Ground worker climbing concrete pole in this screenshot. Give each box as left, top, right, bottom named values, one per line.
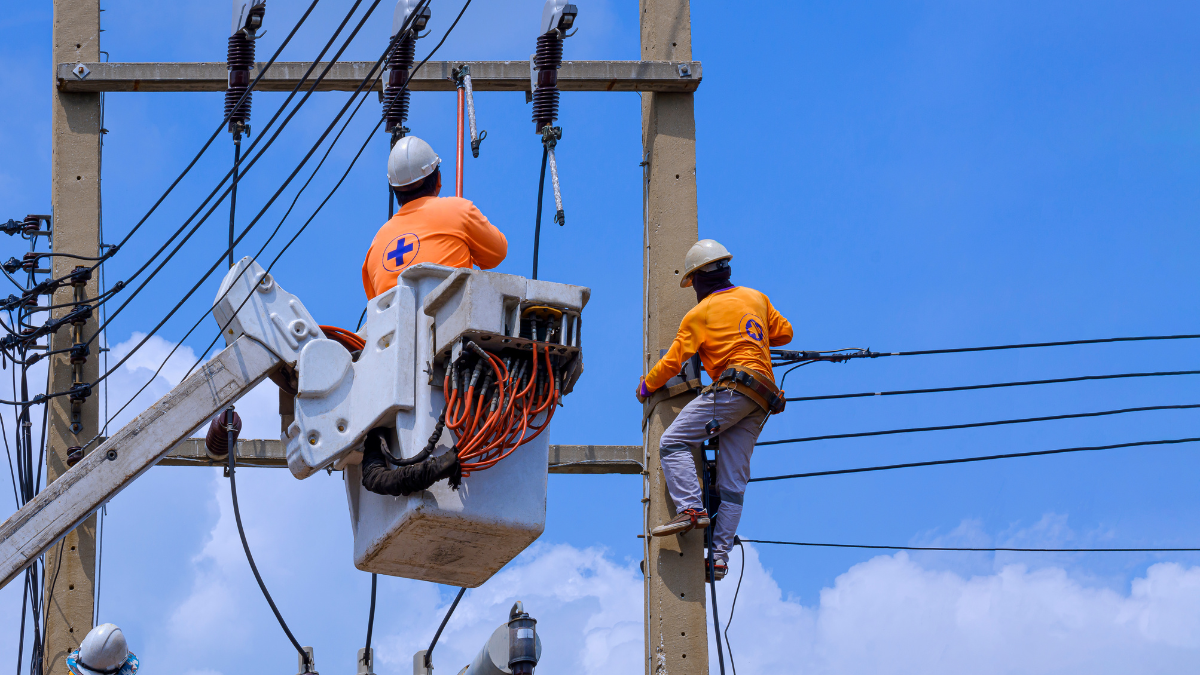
left=638, top=240, right=793, bottom=580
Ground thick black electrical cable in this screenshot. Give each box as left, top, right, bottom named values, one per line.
left=749, top=436, right=1200, bottom=482
left=39, top=539, right=66, bottom=665
left=229, top=136, right=241, bottom=269
left=81, top=62, right=387, bottom=444
left=739, top=539, right=1200, bottom=552
left=81, top=0, right=442, bottom=436
left=425, top=587, right=467, bottom=669
left=785, top=369, right=1200, bottom=403
left=532, top=145, right=548, bottom=280
left=363, top=573, right=378, bottom=665
left=19, top=0, right=322, bottom=301
left=701, top=452, right=726, bottom=675
left=180, top=0, right=467, bottom=378
left=227, top=419, right=311, bottom=670
left=725, top=537, right=744, bottom=675
left=85, top=0, right=388, bottom=387
left=758, top=403, right=1200, bottom=446
left=87, top=0, right=374, bottom=341
left=882, top=334, right=1200, bottom=357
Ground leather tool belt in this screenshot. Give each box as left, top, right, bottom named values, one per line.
left=705, top=365, right=786, bottom=414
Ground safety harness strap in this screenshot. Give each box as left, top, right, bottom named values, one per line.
left=706, top=366, right=786, bottom=414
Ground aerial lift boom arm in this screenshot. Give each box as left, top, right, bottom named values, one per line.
left=0, top=335, right=282, bottom=588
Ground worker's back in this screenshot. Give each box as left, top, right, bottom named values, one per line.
left=362, top=195, right=508, bottom=299
left=645, top=285, right=793, bottom=390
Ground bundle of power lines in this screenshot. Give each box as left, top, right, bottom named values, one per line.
left=1, top=0, right=481, bottom=672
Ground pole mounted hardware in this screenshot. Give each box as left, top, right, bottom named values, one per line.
left=383, top=0, right=432, bottom=144
left=226, top=0, right=266, bottom=135
left=454, top=65, right=487, bottom=158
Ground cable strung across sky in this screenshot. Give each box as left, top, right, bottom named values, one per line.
left=749, top=437, right=1200, bottom=482
left=738, top=539, right=1200, bottom=553
left=757, top=402, right=1200, bottom=446
left=783, top=369, right=1200, bottom=403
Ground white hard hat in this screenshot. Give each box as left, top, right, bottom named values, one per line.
left=67, top=623, right=138, bottom=675
left=387, top=136, right=442, bottom=188
left=680, top=239, right=733, bottom=287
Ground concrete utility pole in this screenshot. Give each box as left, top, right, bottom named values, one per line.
left=640, top=0, right=706, bottom=673
left=45, top=0, right=102, bottom=669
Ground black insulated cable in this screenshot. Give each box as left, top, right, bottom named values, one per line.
left=785, top=369, right=1200, bottom=403
left=363, top=573, right=377, bottom=672
left=225, top=408, right=313, bottom=672
left=885, top=334, right=1200, bottom=357
left=76, top=0, right=451, bottom=444
left=749, top=436, right=1200, bottom=482
left=22, top=0, right=320, bottom=303
left=83, top=0, right=387, bottom=381
left=739, top=539, right=1200, bottom=553
left=425, top=587, right=467, bottom=670
left=757, top=403, right=1200, bottom=446
left=86, top=0, right=373, bottom=338
left=725, top=537, right=745, bottom=675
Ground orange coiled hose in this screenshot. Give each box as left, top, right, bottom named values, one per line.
left=443, top=342, right=562, bottom=476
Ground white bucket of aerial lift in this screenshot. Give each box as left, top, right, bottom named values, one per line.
left=343, top=263, right=588, bottom=587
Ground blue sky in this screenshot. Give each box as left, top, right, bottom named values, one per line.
left=2, top=1, right=1200, bottom=673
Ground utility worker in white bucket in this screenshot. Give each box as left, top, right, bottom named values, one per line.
left=67, top=623, right=139, bottom=675
left=637, top=239, right=793, bottom=580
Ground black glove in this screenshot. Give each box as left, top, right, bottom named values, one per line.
left=360, top=430, right=462, bottom=496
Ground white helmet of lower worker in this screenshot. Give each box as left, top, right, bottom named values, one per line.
left=68, top=623, right=138, bottom=675
left=387, top=135, right=442, bottom=188
left=680, top=239, right=733, bottom=287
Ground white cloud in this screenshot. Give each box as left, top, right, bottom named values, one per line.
left=715, top=546, right=1200, bottom=675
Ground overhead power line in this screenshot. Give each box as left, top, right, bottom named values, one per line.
left=757, top=402, right=1200, bottom=446
left=15, top=0, right=323, bottom=304
left=784, top=369, right=1200, bottom=403
left=738, top=539, right=1200, bottom=553
left=749, top=437, right=1200, bottom=482
left=771, top=334, right=1200, bottom=365
left=885, top=334, right=1200, bottom=357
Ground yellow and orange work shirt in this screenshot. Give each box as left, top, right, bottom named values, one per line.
left=361, top=195, right=508, bottom=299
left=645, top=286, right=793, bottom=391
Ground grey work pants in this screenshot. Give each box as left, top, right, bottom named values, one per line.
left=658, top=389, right=765, bottom=564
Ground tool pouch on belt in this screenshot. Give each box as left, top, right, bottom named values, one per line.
left=707, top=365, right=786, bottom=414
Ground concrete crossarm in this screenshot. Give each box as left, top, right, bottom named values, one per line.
left=55, top=60, right=701, bottom=93
left=0, top=337, right=281, bottom=589
left=158, top=439, right=643, bottom=474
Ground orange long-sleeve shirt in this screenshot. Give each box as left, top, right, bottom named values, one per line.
left=645, top=286, right=793, bottom=391
left=362, top=195, right=508, bottom=299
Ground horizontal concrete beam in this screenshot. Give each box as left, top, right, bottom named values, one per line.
left=157, top=439, right=643, bottom=474
left=57, top=60, right=701, bottom=93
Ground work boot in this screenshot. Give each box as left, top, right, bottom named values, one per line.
left=706, top=560, right=728, bottom=582
left=650, top=508, right=710, bottom=537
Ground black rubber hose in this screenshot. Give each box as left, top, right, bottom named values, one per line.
left=361, top=428, right=461, bottom=496
left=227, top=415, right=312, bottom=671
left=425, top=587, right=467, bottom=669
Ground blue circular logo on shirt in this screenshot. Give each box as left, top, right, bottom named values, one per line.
left=382, top=233, right=420, bottom=272
left=742, top=314, right=765, bottom=342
